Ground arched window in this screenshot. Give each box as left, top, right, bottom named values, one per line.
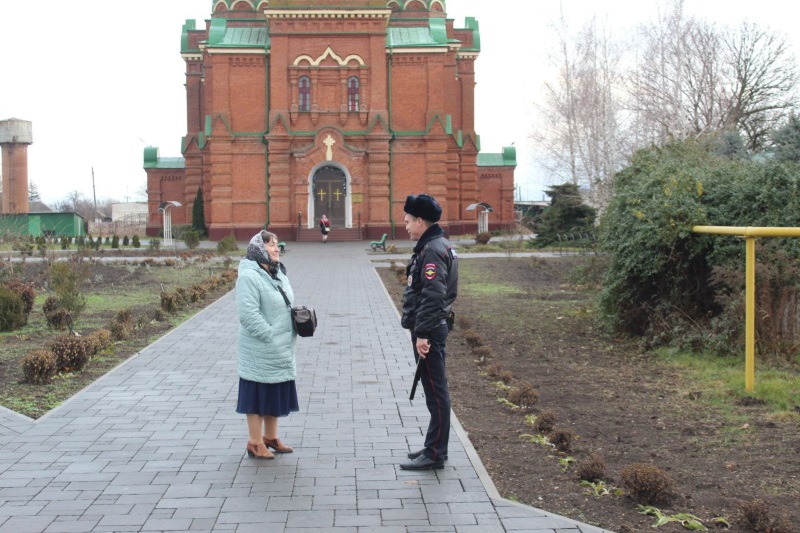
left=298, top=76, right=311, bottom=112
left=347, top=76, right=359, bottom=112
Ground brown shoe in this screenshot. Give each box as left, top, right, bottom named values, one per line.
left=246, top=441, right=274, bottom=459
left=263, top=437, right=293, bottom=453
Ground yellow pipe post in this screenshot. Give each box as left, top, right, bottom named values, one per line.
left=692, top=225, right=800, bottom=392
left=745, top=237, right=755, bottom=392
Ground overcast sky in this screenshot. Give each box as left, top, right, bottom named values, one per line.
left=1, top=0, right=797, bottom=206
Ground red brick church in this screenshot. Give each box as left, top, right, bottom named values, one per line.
left=144, top=0, right=516, bottom=241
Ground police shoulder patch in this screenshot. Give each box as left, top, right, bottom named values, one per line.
left=424, top=263, right=437, bottom=280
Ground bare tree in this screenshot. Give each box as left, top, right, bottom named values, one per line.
left=53, top=191, right=94, bottom=219
left=532, top=9, right=581, bottom=186
left=721, top=22, right=799, bottom=150
left=532, top=12, right=627, bottom=210
left=534, top=0, right=799, bottom=200
left=629, top=1, right=798, bottom=150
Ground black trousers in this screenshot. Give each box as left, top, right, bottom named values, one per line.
left=411, top=321, right=450, bottom=461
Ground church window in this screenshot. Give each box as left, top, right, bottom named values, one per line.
left=348, top=76, right=360, bottom=112
left=299, top=76, right=311, bottom=111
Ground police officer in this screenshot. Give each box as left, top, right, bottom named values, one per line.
left=399, top=194, right=458, bottom=471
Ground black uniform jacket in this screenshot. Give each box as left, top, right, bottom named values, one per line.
left=401, top=224, right=458, bottom=338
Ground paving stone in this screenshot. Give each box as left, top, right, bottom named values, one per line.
left=0, top=244, right=616, bottom=533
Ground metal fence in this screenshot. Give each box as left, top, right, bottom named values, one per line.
left=555, top=232, right=598, bottom=256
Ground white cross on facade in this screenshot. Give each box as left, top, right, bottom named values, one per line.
left=323, top=134, right=336, bottom=161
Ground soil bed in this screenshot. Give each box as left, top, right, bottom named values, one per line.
left=1, top=256, right=237, bottom=418
left=378, top=256, right=800, bottom=533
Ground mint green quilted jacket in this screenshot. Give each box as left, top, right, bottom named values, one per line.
left=236, top=260, right=297, bottom=383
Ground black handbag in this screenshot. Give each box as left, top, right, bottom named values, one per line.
left=276, top=285, right=317, bottom=337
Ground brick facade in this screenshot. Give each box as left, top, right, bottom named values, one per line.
left=145, top=0, right=515, bottom=240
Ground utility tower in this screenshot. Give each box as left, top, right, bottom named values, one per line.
left=0, top=118, right=33, bottom=214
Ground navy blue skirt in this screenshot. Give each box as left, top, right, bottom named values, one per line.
left=236, top=378, right=299, bottom=417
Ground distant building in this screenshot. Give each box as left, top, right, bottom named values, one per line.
left=112, top=202, right=148, bottom=224
left=0, top=212, right=86, bottom=237
left=27, top=200, right=53, bottom=213
left=144, top=0, right=516, bottom=240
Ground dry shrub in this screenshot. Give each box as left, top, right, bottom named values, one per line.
left=48, top=335, right=91, bottom=372
left=485, top=363, right=503, bottom=377
left=472, top=346, right=492, bottom=359
left=21, top=349, right=57, bottom=384
left=507, top=381, right=539, bottom=410
left=735, top=499, right=795, bottom=533
left=163, top=258, right=177, bottom=267
left=620, top=463, right=675, bottom=505
left=458, top=316, right=474, bottom=330
left=769, top=515, right=796, bottom=533
left=475, top=232, right=492, bottom=245
left=578, top=452, right=607, bottom=482
left=496, top=370, right=514, bottom=384
left=535, top=410, right=557, bottom=433
left=219, top=270, right=237, bottom=283
left=86, top=329, right=112, bottom=353
left=463, top=329, right=483, bottom=348
left=110, top=309, right=135, bottom=341
left=189, top=286, right=207, bottom=302
left=396, top=272, right=407, bottom=285
left=737, top=500, right=771, bottom=532
left=43, top=296, right=70, bottom=330
left=548, top=427, right=577, bottom=453
left=160, top=291, right=180, bottom=313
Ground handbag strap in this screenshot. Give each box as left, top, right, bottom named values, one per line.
left=276, top=284, right=291, bottom=308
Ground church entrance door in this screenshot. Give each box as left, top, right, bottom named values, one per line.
left=313, top=166, right=347, bottom=227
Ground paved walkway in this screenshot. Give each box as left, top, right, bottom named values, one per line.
left=0, top=242, right=612, bottom=532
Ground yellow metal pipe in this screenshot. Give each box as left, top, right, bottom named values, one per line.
left=690, top=225, right=800, bottom=392
left=745, top=237, right=755, bottom=392
left=693, top=225, right=800, bottom=238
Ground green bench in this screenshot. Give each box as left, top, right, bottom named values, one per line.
left=370, top=233, right=388, bottom=252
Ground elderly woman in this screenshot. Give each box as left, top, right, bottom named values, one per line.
left=236, top=230, right=298, bottom=459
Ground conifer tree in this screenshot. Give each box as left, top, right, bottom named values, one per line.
left=192, top=187, right=207, bottom=237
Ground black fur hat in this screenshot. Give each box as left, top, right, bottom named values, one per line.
left=403, top=194, right=442, bottom=222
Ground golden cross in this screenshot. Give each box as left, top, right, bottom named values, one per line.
left=317, top=188, right=326, bottom=201
left=323, top=134, right=336, bottom=160
left=333, top=189, right=343, bottom=201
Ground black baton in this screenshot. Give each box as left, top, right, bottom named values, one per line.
left=409, top=357, right=424, bottom=401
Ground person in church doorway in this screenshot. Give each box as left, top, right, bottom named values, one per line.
left=319, top=214, right=331, bottom=243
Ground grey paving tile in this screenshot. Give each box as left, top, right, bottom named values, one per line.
left=0, top=243, right=615, bottom=533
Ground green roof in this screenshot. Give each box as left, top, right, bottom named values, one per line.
left=477, top=146, right=516, bottom=167
left=217, top=26, right=270, bottom=47
left=144, top=147, right=186, bottom=169
left=208, top=19, right=270, bottom=48
left=387, top=19, right=447, bottom=48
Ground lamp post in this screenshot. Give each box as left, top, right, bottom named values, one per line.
left=158, top=201, right=182, bottom=247
left=466, top=202, right=494, bottom=234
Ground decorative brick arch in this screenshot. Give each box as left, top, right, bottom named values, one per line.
left=429, top=0, right=445, bottom=13
left=404, top=0, right=427, bottom=11
left=297, top=129, right=365, bottom=228
left=293, top=46, right=366, bottom=68
left=213, top=0, right=251, bottom=12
